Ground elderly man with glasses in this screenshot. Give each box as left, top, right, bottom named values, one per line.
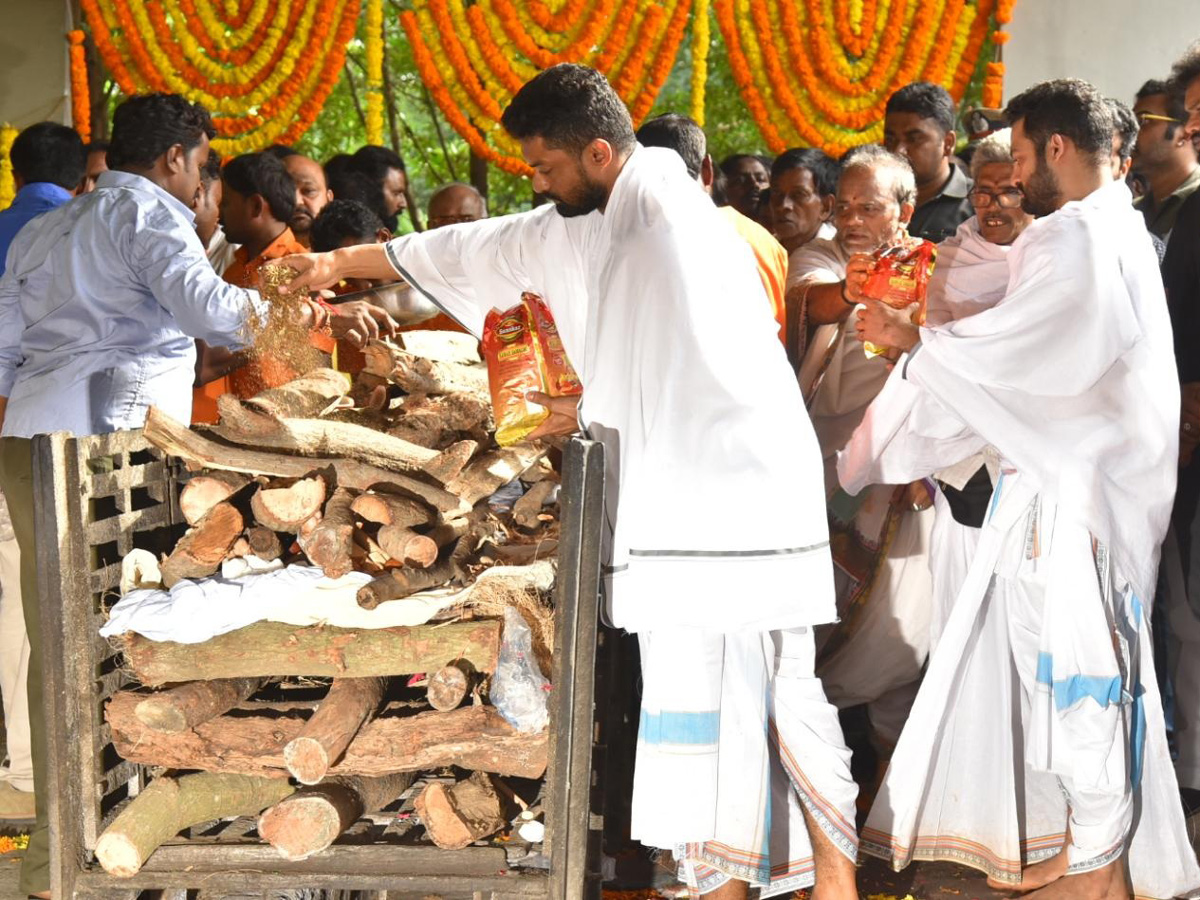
left=851, top=129, right=1033, bottom=649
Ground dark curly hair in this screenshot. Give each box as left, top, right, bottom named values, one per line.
left=311, top=199, right=385, bottom=253
left=221, top=152, right=296, bottom=223
left=1170, top=40, right=1200, bottom=99
left=1136, top=79, right=1187, bottom=139
left=107, top=93, right=215, bottom=170
left=771, top=147, right=840, bottom=196
left=1106, top=98, right=1139, bottom=164
left=1005, top=78, right=1114, bottom=162
left=500, top=64, right=635, bottom=156
left=10, top=122, right=86, bottom=189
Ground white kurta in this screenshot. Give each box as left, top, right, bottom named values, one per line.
left=839, top=180, right=1200, bottom=897
left=383, top=146, right=835, bottom=634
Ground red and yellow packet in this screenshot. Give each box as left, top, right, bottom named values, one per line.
left=482, top=292, right=582, bottom=446
left=860, top=238, right=937, bottom=358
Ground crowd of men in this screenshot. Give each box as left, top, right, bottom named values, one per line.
left=0, top=40, right=1199, bottom=900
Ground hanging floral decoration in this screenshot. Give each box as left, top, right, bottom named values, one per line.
left=0, top=124, right=17, bottom=211
left=78, top=0, right=363, bottom=155
left=401, top=0, right=697, bottom=174
left=690, top=0, right=710, bottom=125
left=365, top=0, right=386, bottom=144
left=713, top=0, right=1003, bottom=155
left=982, top=0, right=1014, bottom=108
left=68, top=30, right=93, bottom=143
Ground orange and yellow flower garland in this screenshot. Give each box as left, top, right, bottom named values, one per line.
left=0, top=124, right=17, bottom=211
left=714, top=0, right=1000, bottom=154
left=982, top=0, right=1015, bottom=108
left=366, top=0, right=385, bottom=144
left=402, top=0, right=693, bottom=174
left=68, top=30, right=93, bottom=144
left=79, top=0, right=362, bottom=154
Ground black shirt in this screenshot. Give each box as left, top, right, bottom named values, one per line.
left=908, top=165, right=974, bottom=244
left=1161, top=187, right=1200, bottom=384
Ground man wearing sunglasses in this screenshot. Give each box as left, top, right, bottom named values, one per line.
left=1131, top=78, right=1200, bottom=241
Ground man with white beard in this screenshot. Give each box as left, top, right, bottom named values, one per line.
left=844, top=79, right=1200, bottom=900
left=851, top=128, right=1033, bottom=648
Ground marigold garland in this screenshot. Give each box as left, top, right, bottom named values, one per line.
left=690, top=0, right=710, bottom=125
left=0, top=124, right=17, bottom=211
left=982, top=0, right=1015, bottom=107
left=713, top=0, right=1005, bottom=154
left=68, top=30, right=92, bottom=144
left=80, top=0, right=362, bottom=153
left=366, top=0, right=385, bottom=144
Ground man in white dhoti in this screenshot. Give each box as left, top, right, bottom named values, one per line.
left=852, top=129, right=1033, bottom=649
left=788, top=146, right=934, bottom=752
left=843, top=78, right=1200, bottom=899
left=279, top=65, right=858, bottom=900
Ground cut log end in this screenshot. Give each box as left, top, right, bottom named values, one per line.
left=94, top=833, right=143, bottom=879
left=259, top=793, right=343, bottom=860
left=427, top=664, right=470, bottom=712
left=283, top=736, right=332, bottom=786
left=414, top=772, right=507, bottom=850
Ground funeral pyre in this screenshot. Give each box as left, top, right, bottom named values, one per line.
left=96, top=330, right=562, bottom=877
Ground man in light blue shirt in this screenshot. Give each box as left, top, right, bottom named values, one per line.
left=0, top=93, right=395, bottom=898
left=0, top=122, right=85, bottom=277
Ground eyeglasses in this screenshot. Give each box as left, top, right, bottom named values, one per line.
left=1136, top=112, right=1181, bottom=126
left=969, top=188, right=1024, bottom=209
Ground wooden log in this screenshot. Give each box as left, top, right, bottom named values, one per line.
left=238, top=368, right=350, bottom=419
left=299, top=487, right=357, bottom=578
left=363, top=344, right=488, bottom=397
left=106, top=694, right=548, bottom=779
left=225, top=536, right=252, bottom=560
left=94, top=773, right=293, bottom=877
left=215, top=412, right=467, bottom=481
left=426, top=662, right=472, bottom=712
left=396, top=331, right=481, bottom=365
left=120, top=619, right=501, bottom=686
left=144, top=406, right=470, bottom=521
left=179, top=472, right=251, bottom=525
left=390, top=392, right=493, bottom=449
left=511, top=479, right=557, bottom=532
left=376, top=524, right=438, bottom=569
left=246, top=525, right=284, bottom=561
left=283, top=676, right=386, bottom=785
left=350, top=491, right=432, bottom=528
left=160, top=502, right=244, bottom=588
left=250, top=474, right=327, bottom=532
left=356, top=556, right=456, bottom=610
left=445, top=444, right=548, bottom=507
left=134, top=678, right=265, bottom=734
left=414, top=772, right=507, bottom=850
left=423, top=439, right=478, bottom=484
left=258, top=773, right=413, bottom=860
left=426, top=518, right=470, bottom=549
left=351, top=529, right=391, bottom=571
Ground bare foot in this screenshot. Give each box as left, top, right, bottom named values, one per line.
left=1024, top=857, right=1130, bottom=900
left=987, top=848, right=1068, bottom=892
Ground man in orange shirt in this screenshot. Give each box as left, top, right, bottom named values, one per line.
left=192, top=152, right=337, bottom=422
left=636, top=114, right=789, bottom=347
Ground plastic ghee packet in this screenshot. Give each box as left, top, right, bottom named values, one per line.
left=860, top=238, right=937, bottom=358
left=483, top=292, right=582, bottom=446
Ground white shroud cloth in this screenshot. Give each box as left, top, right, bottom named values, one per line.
left=839, top=180, right=1200, bottom=896
left=382, top=146, right=834, bottom=634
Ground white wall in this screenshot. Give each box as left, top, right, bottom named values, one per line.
left=1006, top=0, right=1200, bottom=106
left=0, top=0, right=71, bottom=129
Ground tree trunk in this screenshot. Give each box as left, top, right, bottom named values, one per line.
left=469, top=149, right=489, bottom=205
left=179, top=472, right=252, bottom=525
left=144, top=406, right=469, bottom=520
left=120, top=619, right=501, bottom=686
left=106, top=693, right=548, bottom=779
left=299, top=487, right=358, bottom=578
left=258, top=773, right=414, bottom=860
left=283, top=676, right=386, bottom=784
left=161, top=502, right=245, bottom=588
left=414, top=772, right=507, bottom=850
left=356, top=557, right=455, bottom=610
left=134, top=678, right=265, bottom=734
left=511, top=479, right=557, bottom=532
left=350, top=490, right=434, bottom=528
left=95, top=773, right=293, bottom=877
left=446, top=444, right=548, bottom=507
left=375, top=524, right=438, bottom=568
left=250, top=474, right=328, bottom=532
left=246, top=525, right=284, bottom=561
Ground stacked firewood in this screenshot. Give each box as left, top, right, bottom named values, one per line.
left=97, top=332, right=561, bottom=877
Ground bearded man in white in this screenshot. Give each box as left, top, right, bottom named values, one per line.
left=279, top=65, right=859, bottom=900
left=843, top=79, right=1200, bottom=900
